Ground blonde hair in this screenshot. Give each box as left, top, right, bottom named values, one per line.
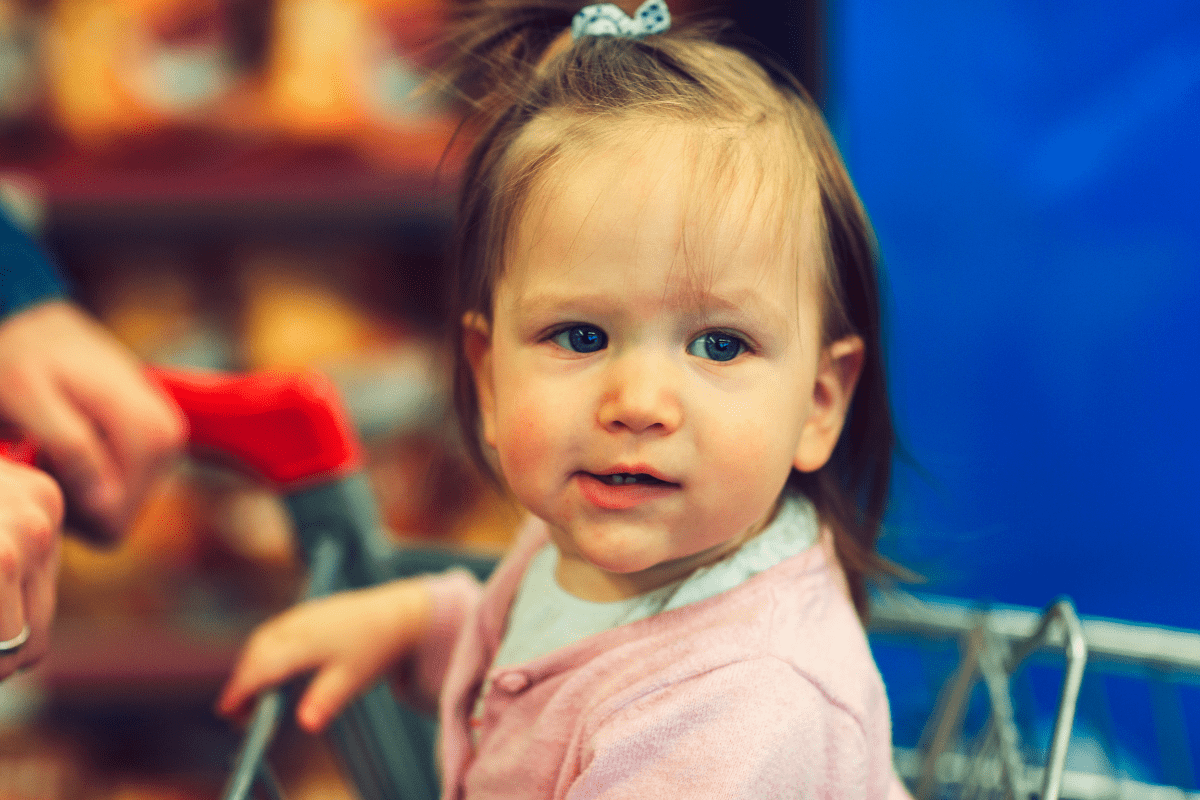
left=444, top=1, right=897, bottom=618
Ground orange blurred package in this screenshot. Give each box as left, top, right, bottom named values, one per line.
left=259, top=0, right=456, bottom=164
left=44, top=0, right=242, bottom=144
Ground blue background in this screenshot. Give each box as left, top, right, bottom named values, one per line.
left=830, top=1, right=1200, bottom=630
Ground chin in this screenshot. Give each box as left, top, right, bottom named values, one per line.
left=581, top=550, right=663, bottom=576
left=563, top=524, right=668, bottom=576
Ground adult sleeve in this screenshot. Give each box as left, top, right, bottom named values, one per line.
left=570, top=658, right=888, bottom=800
left=0, top=210, right=68, bottom=320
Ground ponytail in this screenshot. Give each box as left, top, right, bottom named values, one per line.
left=442, top=1, right=581, bottom=112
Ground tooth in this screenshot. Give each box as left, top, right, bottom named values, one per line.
left=599, top=473, right=646, bottom=485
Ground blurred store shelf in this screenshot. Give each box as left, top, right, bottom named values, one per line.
left=0, top=126, right=465, bottom=239
left=36, top=617, right=241, bottom=700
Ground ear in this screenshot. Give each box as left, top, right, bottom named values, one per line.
left=793, top=335, right=865, bottom=473
left=462, top=311, right=497, bottom=448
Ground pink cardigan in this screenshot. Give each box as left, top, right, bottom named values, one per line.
left=412, top=518, right=911, bottom=799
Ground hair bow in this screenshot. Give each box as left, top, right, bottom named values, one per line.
left=571, top=1, right=671, bottom=40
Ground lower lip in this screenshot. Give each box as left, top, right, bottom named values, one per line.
left=575, top=473, right=679, bottom=510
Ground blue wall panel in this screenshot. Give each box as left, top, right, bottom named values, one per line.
left=834, top=4, right=1200, bottom=772
left=831, top=2, right=1200, bottom=630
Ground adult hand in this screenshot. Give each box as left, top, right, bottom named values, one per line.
left=0, top=458, right=63, bottom=679
left=0, top=300, right=187, bottom=543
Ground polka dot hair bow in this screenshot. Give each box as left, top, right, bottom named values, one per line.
left=571, top=1, right=671, bottom=40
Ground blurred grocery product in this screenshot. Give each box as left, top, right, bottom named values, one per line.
left=237, top=246, right=388, bottom=368
left=259, top=0, right=456, bottom=164
left=0, top=0, right=43, bottom=125
left=0, top=173, right=45, bottom=231
left=44, top=0, right=242, bottom=144
left=262, top=0, right=446, bottom=127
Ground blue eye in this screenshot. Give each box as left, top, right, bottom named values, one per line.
left=552, top=325, right=607, bottom=353
left=687, top=331, right=746, bottom=362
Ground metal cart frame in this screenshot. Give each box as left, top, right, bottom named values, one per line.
left=875, top=593, right=1200, bottom=800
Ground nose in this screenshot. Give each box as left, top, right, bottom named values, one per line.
left=596, top=353, right=683, bottom=435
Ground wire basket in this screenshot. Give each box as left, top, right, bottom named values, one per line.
left=874, top=592, right=1200, bottom=800
left=874, top=593, right=1087, bottom=800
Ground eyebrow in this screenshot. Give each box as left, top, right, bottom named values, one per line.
left=513, top=285, right=793, bottom=333
left=675, top=287, right=794, bottom=336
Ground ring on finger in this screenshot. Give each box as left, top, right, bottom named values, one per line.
left=0, top=623, right=31, bottom=656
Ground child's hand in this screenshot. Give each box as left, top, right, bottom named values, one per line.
left=216, top=577, right=432, bottom=733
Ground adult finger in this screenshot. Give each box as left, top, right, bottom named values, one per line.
left=8, top=375, right=121, bottom=534
left=16, top=521, right=61, bottom=670
left=75, top=374, right=186, bottom=536
left=0, top=464, right=62, bottom=678
left=0, top=564, right=28, bottom=680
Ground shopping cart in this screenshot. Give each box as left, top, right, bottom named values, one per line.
left=1, top=366, right=461, bottom=800
left=873, top=593, right=1200, bottom=800
left=9, top=368, right=1196, bottom=799
left=873, top=593, right=1087, bottom=800
left=145, top=367, right=487, bottom=800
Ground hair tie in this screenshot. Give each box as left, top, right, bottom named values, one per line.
left=571, top=1, right=671, bottom=40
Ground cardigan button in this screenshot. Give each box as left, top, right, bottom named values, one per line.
left=496, top=672, right=530, bottom=693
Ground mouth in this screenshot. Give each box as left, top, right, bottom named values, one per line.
left=590, top=472, right=676, bottom=487
left=575, top=468, right=680, bottom=511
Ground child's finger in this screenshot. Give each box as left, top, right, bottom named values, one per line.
left=215, top=669, right=258, bottom=721
left=295, top=663, right=368, bottom=733
left=217, top=658, right=299, bottom=719
left=217, top=630, right=316, bottom=718
left=215, top=674, right=256, bottom=721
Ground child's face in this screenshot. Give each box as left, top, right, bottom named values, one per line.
left=466, top=128, right=862, bottom=601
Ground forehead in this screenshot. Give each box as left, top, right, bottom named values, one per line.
left=501, top=119, right=821, bottom=309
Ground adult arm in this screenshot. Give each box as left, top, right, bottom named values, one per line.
left=0, top=208, right=68, bottom=318
left=0, top=210, right=186, bottom=679
left=0, top=211, right=186, bottom=541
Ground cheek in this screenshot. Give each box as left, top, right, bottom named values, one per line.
left=712, top=418, right=793, bottom=489
left=490, top=374, right=579, bottom=487
left=697, top=385, right=805, bottom=496
left=496, top=401, right=553, bottom=478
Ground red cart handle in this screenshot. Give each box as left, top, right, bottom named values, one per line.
left=148, top=366, right=363, bottom=489
left=0, top=436, right=36, bottom=466
left=0, top=367, right=363, bottom=490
